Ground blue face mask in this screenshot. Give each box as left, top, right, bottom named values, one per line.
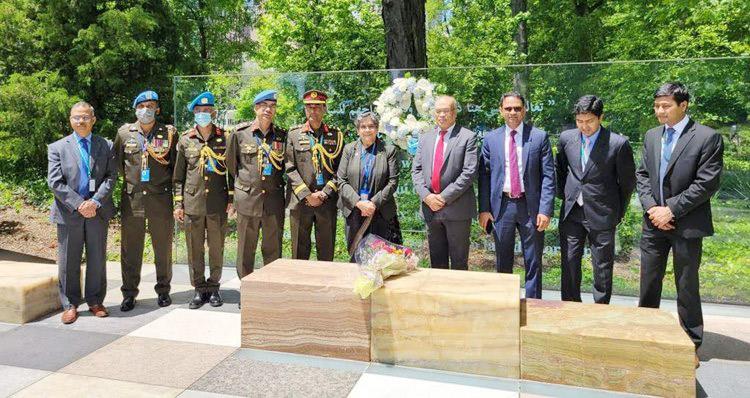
left=194, top=112, right=212, bottom=127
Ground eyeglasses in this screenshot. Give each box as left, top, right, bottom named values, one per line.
left=502, top=106, right=524, bottom=113
left=70, top=115, right=93, bottom=122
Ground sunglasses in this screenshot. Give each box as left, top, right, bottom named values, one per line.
left=502, top=106, right=524, bottom=112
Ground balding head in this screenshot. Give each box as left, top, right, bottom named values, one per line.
left=434, top=95, right=457, bottom=130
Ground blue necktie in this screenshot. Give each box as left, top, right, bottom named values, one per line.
left=79, top=139, right=90, bottom=199
left=659, top=127, right=676, bottom=205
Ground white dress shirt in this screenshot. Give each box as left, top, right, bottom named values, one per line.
left=503, top=123, right=525, bottom=193
left=432, top=124, right=454, bottom=160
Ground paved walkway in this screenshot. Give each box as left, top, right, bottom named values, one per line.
left=0, top=262, right=748, bottom=397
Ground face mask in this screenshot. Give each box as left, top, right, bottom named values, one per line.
left=135, top=108, right=156, bottom=124
left=194, top=112, right=212, bottom=127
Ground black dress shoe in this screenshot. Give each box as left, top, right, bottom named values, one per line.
left=189, top=291, right=205, bottom=309
left=209, top=291, right=223, bottom=307
left=201, top=292, right=211, bottom=303
left=157, top=293, right=172, bottom=307
left=120, top=296, right=136, bottom=312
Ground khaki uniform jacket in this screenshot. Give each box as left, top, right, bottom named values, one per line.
left=226, top=121, right=287, bottom=217
left=173, top=125, right=233, bottom=216
left=285, top=121, right=344, bottom=210
left=114, top=121, right=177, bottom=218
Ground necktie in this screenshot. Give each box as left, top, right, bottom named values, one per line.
left=577, top=135, right=591, bottom=206
left=79, top=139, right=91, bottom=199
left=509, top=130, right=522, bottom=198
left=431, top=130, right=447, bottom=193
left=659, top=127, right=676, bottom=205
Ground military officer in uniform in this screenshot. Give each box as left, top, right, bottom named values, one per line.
left=286, top=89, right=344, bottom=261
left=114, top=90, right=176, bottom=311
left=226, top=89, right=286, bottom=281
left=173, top=91, right=233, bottom=309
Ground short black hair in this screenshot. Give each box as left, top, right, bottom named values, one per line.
left=654, top=82, right=690, bottom=105
left=573, top=95, right=604, bottom=117
left=500, top=92, right=526, bottom=106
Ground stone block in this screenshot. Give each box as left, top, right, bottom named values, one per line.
left=241, top=259, right=371, bottom=361
left=0, top=261, right=61, bottom=323
left=520, top=299, right=695, bottom=397
left=371, top=268, right=521, bottom=378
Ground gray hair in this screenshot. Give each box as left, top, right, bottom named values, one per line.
left=355, top=111, right=379, bottom=128
left=71, top=101, right=95, bottom=116
left=435, top=95, right=457, bottom=112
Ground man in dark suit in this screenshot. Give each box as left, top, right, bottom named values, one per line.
left=556, top=95, right=636, bottom=304
left=478, top=92, right=555, bottom=299
left=412, top=95, right=477, bottom=270
left=47, top=101, right=116, bottom=324
left=637, top=82, right=723, bottom=364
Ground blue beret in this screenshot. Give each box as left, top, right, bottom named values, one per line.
left=253, top=89, right=278, bottom=105
left=133, top=90, right=159, bottom=108
left=187, top=91, right=215, bottom=112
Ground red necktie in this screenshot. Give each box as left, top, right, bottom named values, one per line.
left=509, top=130, right=522, bottom=198
left=431, top=130, right=447, bottom=193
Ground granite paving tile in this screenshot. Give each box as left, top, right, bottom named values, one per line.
left=128, top=308, right=240, bottom=347
left=11, top=372, right=183, bottom=398
left=60, top=336, right=235, bottom=389
left=0, top=325, right=120, bottom=371
left=0, top=365, right=50, bottom=397
left=189, top=354, right=362, bottom=397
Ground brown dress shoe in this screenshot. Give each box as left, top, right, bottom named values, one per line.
left=61, top=307, right=78, bottom=324
left=88, top=304, right=109, bottom=318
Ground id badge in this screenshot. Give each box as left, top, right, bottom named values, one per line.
left=88, top=179, right=96, bottom=193
left=359, top=189, right=369, bottom=201
left=316, top=172, right=325, bottom=186
left=263, top=163, right=273, bottom=176
left=141, top=168, right=150, bottom=182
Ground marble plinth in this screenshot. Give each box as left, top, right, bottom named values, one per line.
left=0, top=261, right=61, bottom=323
left=241, top=259, right=371, bottom=361
left=371, top=268, right=521, bottom=378
left=520, top=299, right=696, bottom=397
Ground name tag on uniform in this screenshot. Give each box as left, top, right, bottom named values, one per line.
left=263, top=163, right=273, bottom=176
left=141, top=168, right=150, bottom=182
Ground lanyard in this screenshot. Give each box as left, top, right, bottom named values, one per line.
left=360, top=142, right=377, bottom=192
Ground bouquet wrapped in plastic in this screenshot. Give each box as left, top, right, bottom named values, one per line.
left=352, top=234, right=419, bottom=299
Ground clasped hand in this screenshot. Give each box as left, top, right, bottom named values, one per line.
left=77, top=200, right=97, bottom=218
left=647, top=206, right=675, bottom=230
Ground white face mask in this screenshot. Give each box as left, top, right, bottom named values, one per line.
left=194, top=112, right=212, bottom=127
left=135, top=108, right=156, bottom=124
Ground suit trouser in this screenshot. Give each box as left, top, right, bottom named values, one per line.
left=639, top=228, right=703, bottom=348
left=426, top=219, right=471, bottom=270
left=493, top=196, right=543, bottom=299
left=56, top=217, right=108, bottom=310
left=290, top=201, right=337, bottom=261
left=559, top=204, right=615, bottom=304
left=236, top=211, right=283, bottom=279
left=184, top=213, right=226, bottom=293
left=120, top=212, right=174, bottom=298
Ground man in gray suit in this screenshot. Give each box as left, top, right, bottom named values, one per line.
left=47, top=101, right=116, bottom=324
left=412, top=95, right=478, bottom=270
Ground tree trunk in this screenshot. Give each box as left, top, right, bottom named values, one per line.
left=382, top=0, right=427, bottom=76
left=510, top=0, right=529, bottom=98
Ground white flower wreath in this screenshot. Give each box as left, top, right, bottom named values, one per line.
left=373, top=77, right=436, bottom=150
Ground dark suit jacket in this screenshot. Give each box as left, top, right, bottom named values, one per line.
left=337, top=138, right=399, bottom=219
left=411, top=125, right=478, bottom=222
left=636, top=118, right=724, bottom=238
left=556, top=127, right=636, bottom=230
left=478, top=124, right=555, bottom=219
left=47, top=133, right=117, bottom=224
